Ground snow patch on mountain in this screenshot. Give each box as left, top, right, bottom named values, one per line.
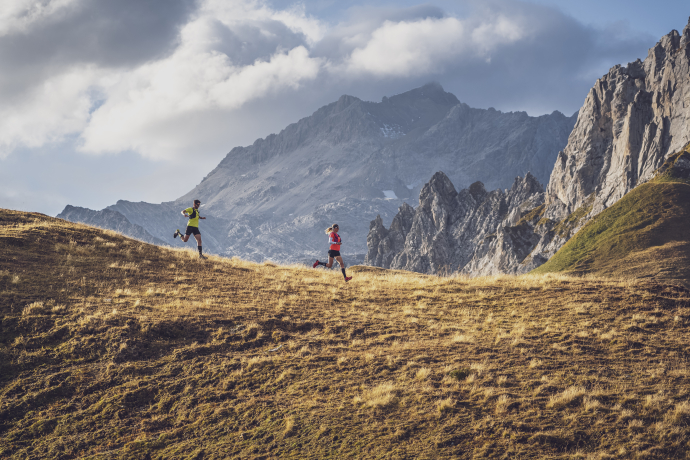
left=380, top=124, right=405, bottom=139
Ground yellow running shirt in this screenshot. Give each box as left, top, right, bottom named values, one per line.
left=184, top=207, right=200, bottom=227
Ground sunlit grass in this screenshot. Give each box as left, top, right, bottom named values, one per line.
left=2, top=209, right=690, bottom=459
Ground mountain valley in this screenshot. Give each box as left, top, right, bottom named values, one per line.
left=59, top=84, right=576, bottom=264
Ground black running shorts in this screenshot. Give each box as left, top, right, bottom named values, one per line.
left=185, top=226, right=200, bottom=236
left=328, top=249, right=341, bottom=258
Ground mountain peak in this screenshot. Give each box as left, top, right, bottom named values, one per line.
left=387, top=82, right=459, bottom=107
left=427, top=171, right=456, bottom=190
left=420, top=81, right=444, bottom=92
left=657, top=27, right=682, bottom=53
left=335, top=94, right=361, bottom=108
left=468, top=181, right=487, bottom=201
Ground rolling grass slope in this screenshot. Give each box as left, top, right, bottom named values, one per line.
left=2, top=210, right=690, bottom=459
left=533, top=145, right=690, bottom=286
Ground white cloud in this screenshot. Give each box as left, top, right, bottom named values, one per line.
left=344, top=18, right=467, bottom=77
left=471, top=16, right=527, bottom=54
left=341, top=14, right=530, bottom=77
left=1, top=0, right=325, bottom=161
left=0, top=0, right=82, bottom=36
left=0, top=0, right=655, bottom=165
left=0, top=66, right=97, bottom=157
left=80, top=44, right=322, bottom=159
left=200, top=0, right=327, bottom=45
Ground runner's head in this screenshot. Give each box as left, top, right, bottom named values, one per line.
left=193, top=199, right=201, bottom=208
left=325, top=224, right=339, bottom=234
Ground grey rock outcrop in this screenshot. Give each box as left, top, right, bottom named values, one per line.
left=521, top=18, right=690, bottom=269
left=546, top=18, right=690, bottom=221
left=57, top=205, right=167, bottom=246
left=462, top=178, right=546, bottom=276
left=365, top=172, right=545, bottom=275
left=365, top=203, right=415, bottom=268
left=59, top=83, right=575, bottom=263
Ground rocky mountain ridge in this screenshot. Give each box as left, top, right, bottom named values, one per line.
left=58, top=205, right=167, bottom=247
left=547, top=21, right=690, bottom=221
left=59, top=83, right=575, bottom=263
left=365, top=19, right=690, bottom=276
left=365, top=172, right=544, bottom=274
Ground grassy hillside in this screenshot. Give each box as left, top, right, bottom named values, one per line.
left=2, top=210, right=690, bottom=459
left=533, top=146, right=690, bottom=286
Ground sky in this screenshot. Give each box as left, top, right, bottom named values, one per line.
left=2, top=0, right=688, bottom=216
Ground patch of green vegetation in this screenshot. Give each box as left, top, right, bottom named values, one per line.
left=517, top=204, right=545, bottom=226
left=533, top=179, right=690, bottom=276
left=536, top=217, right=553, bottom=227
left=448, top=368, right=471, bottom=381
left=652, top=142, right=690, bottom=185
left=552, top=194, right=595, bottom=238
left=535, top=142, right=690, bottom=278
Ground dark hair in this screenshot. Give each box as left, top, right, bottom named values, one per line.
left=193, top=199, right=201, bottom=205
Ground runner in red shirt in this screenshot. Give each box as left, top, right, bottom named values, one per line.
left=313, top=224, right=352, bottom=282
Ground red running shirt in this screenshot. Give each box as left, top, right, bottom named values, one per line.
left=329, top=232, right=341, bottom=250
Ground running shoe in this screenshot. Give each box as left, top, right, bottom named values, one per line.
left=345, top=276, right=352, bottom=282
left=199, top=254, right=207, bottom=260
left=312, top=260, right=320, bottom=268
left=173, top=229, right=181, bottom=238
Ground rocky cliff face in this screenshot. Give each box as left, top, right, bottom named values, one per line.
left=57, top=205, right=168, bottom=247
left=365, top=203, right=415, bottom=269
left=366, top=19, right=690, bottom=276
left=547, top=19, right=690, bottom=220
left=521, top=18, right=690, bottom=269
left=59, top=83, right=575, bottom=263
left=364, top=172, right=545, bottom=275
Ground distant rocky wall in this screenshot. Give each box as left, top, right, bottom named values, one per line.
left=57, top=205, right=167, bottom=247
left=364, top=172, right=545, bottom=275
left=367, top=19, right=690, bottom=276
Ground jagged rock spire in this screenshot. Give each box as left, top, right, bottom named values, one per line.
left=365, top=172, right=544, bottom=275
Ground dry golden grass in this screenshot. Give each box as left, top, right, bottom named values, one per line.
left=2, top=209, right=690, bottom=459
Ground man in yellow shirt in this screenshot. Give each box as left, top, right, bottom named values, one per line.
left=174, top=199, right=207, bottom=259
